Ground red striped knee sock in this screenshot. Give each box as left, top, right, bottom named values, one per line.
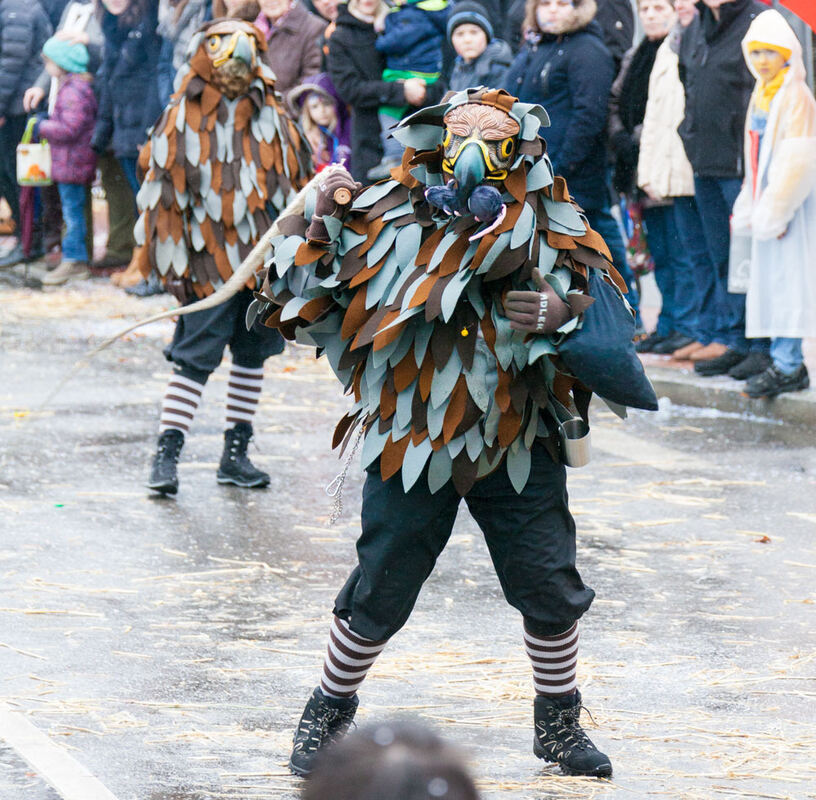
left=159, top=373, right=204, bottom=434
left=226, top=364, right=263, bottom=426
left=524, top=621, right=579, bottom=697
left=320, top=616, right=389, bottom=699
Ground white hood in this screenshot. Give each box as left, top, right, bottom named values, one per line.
left=742, top=9, right=805, bottom=85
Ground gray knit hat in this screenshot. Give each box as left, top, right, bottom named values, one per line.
left=446, top=1, right=494, bottom=44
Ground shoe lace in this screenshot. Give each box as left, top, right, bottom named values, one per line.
left=228, top=427, right=252, bottom=462
left=538, top=702, right=596, bottom=753
left=158, top=435, right=182, bottom=460
left=297, top=703, right=355, bottom=753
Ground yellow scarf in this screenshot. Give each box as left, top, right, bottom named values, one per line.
left=755, top=65, right=790, bottom=113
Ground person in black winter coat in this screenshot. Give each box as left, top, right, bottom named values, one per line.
left=91, top=0, right=162, bottom=199
left=677, top=0, right=769, bottom=377
left=447, top=0, right=512, bottom=92
left=0, top=0, right=52, bottom=267
left=501, top=0, right=641, bottom=321
left=327, top=0, right=439, bottom=181
left=40, top=0, right=71, bottom=27
left=504, top=0, right=631, bottom=59
left=594, top=0, right=633, bottom=70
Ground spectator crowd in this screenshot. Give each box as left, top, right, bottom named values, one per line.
left=0, top=0, right=813, bottom=396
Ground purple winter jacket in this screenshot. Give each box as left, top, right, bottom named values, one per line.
left=38, top=74, right=98, bottom=185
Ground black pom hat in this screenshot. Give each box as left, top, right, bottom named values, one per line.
left=446, top=1, right=494, bottom=44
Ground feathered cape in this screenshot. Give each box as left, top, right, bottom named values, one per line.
left=257, top=88, right=629, bottom=495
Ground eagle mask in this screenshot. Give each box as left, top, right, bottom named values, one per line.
left=402, top=88, right=549, bottom=239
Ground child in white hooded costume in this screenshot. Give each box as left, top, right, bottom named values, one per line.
left=731, top=9, right=816, bottom=398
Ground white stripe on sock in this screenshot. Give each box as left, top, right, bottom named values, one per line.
left=226, top=364, right=263, bottom=427
left=524, top=622, right=579, bottom=697
left=320, top=616, right=388, bottom=699
left=159, top=374, right=203, bottom=433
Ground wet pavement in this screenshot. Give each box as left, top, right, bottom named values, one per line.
left=1, top=280, right=815, bottom=800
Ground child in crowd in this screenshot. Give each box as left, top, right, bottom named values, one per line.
left=34, top=37, right=98, bottom=286
left=731, top=8, right=816, bottom=398
left=368, top=0, right=449, bottom=179
left=446, top=1, right=511, bottom=94
left=286, top=73, right=352, bottom=171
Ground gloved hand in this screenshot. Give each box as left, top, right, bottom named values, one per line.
left=306, top=167, right=361, bottom=243
left=503, top=267, right=571, bottom=334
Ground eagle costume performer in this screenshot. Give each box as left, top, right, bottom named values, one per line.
left=249, top=87, right=655, bottom=778
left=134, top=19, right=312, bottom=494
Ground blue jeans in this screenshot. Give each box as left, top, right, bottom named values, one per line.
left=693, top=176, right=769, bottom=354
left=770, top=338, right=803, bottom=374
left=157, top=38, right=176, bottom=109
left=57, top=182, right=89, bottom=262
left=671, top=197, right=711, bottom=343
left=118, top=157, right=140, bottom=209
left=584, top=207, right=641, bottom=324
left=642, top=204, right=698, bottom=339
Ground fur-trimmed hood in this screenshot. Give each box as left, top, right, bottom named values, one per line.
left=523, top=0, right=597, bottom=37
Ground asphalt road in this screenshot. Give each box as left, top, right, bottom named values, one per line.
left=1, top=280, right=815, bottom=800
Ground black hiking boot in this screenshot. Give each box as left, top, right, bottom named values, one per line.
left=289, top=687, right=359, bottom=776
left=216, top=422, right=270, bottom=488
left=147, top=429, right=184, bottom=495
left=533, top=691, right=613, bottom=778
left=743, top=364, right=810, bottom=398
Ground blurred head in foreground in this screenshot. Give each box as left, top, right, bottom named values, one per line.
left=302, top=722, right=481, bottom=800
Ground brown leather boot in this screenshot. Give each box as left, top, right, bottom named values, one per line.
left=672, top=341, right=704, bottom=360
left=689, top=342, right=727, bottom=361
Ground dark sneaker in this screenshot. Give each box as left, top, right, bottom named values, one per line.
left=652, top=333, right=696, bottom=355
left=216, top=422, right=270, bottom=488
left=147, top=429, right=184, bottom=495
left=635, top=331, right=668, bottom=353
left=694, top=347, right=747, bottom=376
left=743, top=364, right=810, bottom=398
left=289, top=687, right=358, bottom=776
left=533, top=691, right=612, bottom=778
left=728, top=352, right=772, bottom=380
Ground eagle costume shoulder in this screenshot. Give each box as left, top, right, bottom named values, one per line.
left=134, top=19, right=313, bottom=298
left=253, top=88, right=632, bottom=495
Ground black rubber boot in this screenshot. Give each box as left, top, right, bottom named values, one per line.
left=216, top=422, right=270, bottom=488
left=289, top=687, right=358, bottom=776
left=147, top=429, right=184, bottom=495
left=533, top=690, right=613, bottom=778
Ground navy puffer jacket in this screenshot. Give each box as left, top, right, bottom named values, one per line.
left=92, top=2, right=162, bottom=158
left=501, top=4, right=614, bottom=210
left=376, top=0, right=449, bottom=74
left=0, top=0, right=52, bottom=118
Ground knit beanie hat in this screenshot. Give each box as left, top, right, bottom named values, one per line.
left=42, top=36, right=89, bottom=74
left=446, top=1, right=493, bottom=44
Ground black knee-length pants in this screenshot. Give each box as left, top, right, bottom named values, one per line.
left=164, top=289, right=284, bottom=382
left=334, top=442, right=595, bottom=641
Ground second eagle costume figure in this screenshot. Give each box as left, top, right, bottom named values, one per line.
left=252, top=87, right=646, bottom=778
left=134, top=19, right=312, bottom=495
